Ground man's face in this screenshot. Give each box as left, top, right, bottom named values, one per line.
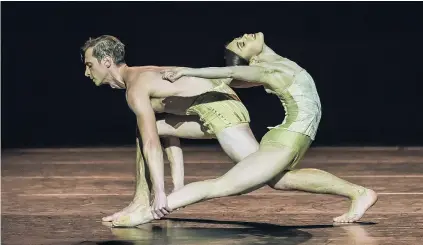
left=84, top=47, right=109, bottom=86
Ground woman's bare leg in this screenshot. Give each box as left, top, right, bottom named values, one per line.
left=268, top=168, right=378, bottom=223
left=218, top=123, right=377, bottom=223
left=112, top=145, right=296, bottom=227
left=209, top=125, right=377, bottom=223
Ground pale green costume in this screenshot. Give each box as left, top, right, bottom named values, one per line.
left=186, top=79, right=250, bottom=135
left=249, top=55, right=322, bottom=169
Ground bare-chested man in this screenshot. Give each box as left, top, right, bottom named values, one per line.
left=81, top=35, right=260, bottom=222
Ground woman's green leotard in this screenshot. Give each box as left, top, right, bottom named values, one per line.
left=250, top=55, right=322, bottom=169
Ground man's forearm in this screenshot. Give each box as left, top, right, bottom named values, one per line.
left=143, top=140, right=165, bottom=193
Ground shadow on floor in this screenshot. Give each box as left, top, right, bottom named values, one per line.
left=76, top=218, right=377, bottom=245
left=75, top=218, right=318, bottom=245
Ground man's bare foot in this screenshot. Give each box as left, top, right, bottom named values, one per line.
left=102, top=202, right=138, bottom=222
left=112, top=205, right=155, bottom=227
left=333, top=188, right=378, bottom=223
left=102, top=200, right=149, bottom=222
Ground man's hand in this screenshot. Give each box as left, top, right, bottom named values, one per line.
left=161, top=68, right=187, bottom=82
left=151, top=190, right=171, bottom=219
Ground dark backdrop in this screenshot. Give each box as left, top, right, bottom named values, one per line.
left=2, top=2, right=422, bottom=148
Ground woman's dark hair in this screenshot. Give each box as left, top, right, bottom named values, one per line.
left=224, top=48, right=249, bottom=66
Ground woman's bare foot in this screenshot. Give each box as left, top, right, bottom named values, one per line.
left=333, top=188, right=378, bottom=223
left=112, top=205, right=155, bottom=227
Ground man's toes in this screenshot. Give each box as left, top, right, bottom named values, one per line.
left=102, top=215, right=114, bottom=222
left=103, top=212, right=122, bottom=222
left=112, top=215, right=130, bottom=227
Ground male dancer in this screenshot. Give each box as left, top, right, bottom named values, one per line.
left=81, top=35, right=259, bottom=221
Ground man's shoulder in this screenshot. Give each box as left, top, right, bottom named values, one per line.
left=134, top=65, right=178, bottom=74
left=125, top=68, right=159, bottom=87
left=130, top=67, right=160, bottom=79
left=126, top=69, right=164, bottom=97
left=126, top=65, right=180, bottom=79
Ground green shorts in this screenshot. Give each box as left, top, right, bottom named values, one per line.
left=186, top=80, right=250, bottom=135
left=260, top=128, right=312, bottom=169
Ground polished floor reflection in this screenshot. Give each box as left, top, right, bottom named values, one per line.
left=2, top=146, right=423, bottom=245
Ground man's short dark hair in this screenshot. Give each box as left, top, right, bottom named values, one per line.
left=81, top=35, right=126, bottom=65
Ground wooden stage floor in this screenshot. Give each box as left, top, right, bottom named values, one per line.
left=2, top=145, right=423, bottom=245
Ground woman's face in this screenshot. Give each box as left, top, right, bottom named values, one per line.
left=226, top=32, right=264, bottom=61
